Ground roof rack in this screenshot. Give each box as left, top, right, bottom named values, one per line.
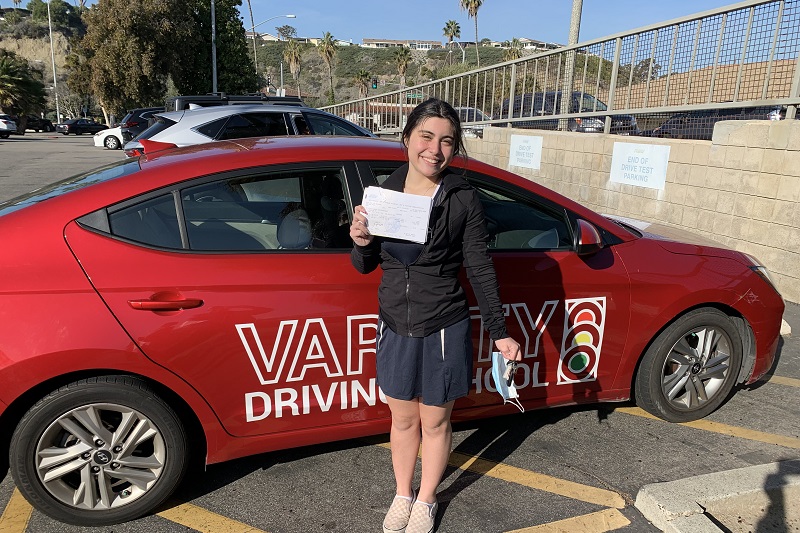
left=165, top=93, right=304, bottom=112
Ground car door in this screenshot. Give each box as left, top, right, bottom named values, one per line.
left=364, top=162, right=631, bottom=411
left=65, top=162, right=389, bottom=438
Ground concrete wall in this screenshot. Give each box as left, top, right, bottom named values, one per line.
left=464, top=120, right=800, bottom=304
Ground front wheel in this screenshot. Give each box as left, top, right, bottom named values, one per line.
left=10, top=376, right=189, bottom=526
left=104, top=135, right=121, bottom=150
left=634, top=308, right=743, bottom=422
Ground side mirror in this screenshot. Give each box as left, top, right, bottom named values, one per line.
left=575, top=219, right=603, bottom=256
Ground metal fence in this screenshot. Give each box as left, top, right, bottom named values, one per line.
left=321, top=0, right=800, bottom=138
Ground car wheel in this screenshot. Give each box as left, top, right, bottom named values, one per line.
left=47, top=125, right=55, bottom=132
left=104, top=135, right=121, bottom=150
left=0, top=133, right=9, bottom=139
left=10, top=376, right=188, bottom=526
left=634, top=308, right=743, bottom=422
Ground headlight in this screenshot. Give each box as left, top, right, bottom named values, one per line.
left=577, top=118, right=604, bottom=130
left=743, top=253, right=782, bottom=297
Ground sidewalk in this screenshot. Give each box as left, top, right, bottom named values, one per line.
left=635, top=302, right=800, bottom=532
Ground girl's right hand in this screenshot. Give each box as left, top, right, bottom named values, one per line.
left=350, top=205, right=373, bottom=247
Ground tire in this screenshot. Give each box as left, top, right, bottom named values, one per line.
left=104, top=135, right=121, bottom=150
left=634, top=308, right=743, bottom=422
left=0, top=133, right=9, bottom=139
left=10, top=376, right=188, bottom=526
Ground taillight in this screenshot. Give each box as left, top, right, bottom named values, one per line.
left=120, top=121, right=139, bottom=128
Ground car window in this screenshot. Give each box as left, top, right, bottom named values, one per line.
left=217, top=113, right=290, bottom=140
left=108, top=194, right=182, bottom=249
left=304, top=112, right=365, bottom=136
left=136, top=117, right=177, bottom=141
left=469, top=178, right=572, bottom=250
left=195, top=117, right=229, bottom=139
left=180, top=167, right=352, bottom=251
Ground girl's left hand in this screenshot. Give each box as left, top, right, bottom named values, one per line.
left=495, top=338, right=521, bottom=361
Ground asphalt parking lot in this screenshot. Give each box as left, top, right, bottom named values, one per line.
left=1, top=132, right=799, bottom=533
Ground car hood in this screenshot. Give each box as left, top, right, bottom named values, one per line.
left=603, top=214, right=744, bottom=259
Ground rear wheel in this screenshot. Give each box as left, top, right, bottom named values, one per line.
left=634, top=308, right=743, bottom=422
left=10, top=376, right=188, bottom=526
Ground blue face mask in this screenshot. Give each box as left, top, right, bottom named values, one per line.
left=490, top=352, right=524, bottom=413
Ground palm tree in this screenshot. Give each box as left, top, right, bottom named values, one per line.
left=459, top=0, right=484, bottom=67
left=504, top=37, right=523, bottom=61
left=354, top=69, right=370, bottom=99
left=394, top=47, right=412, bottom=89
left=283, top=39, right=302, bottom=98
left=0, top=51, right=46, bottom=119
left=317, top=32, right=337, bottom=104
left=443, top=20, right=461, bottom=65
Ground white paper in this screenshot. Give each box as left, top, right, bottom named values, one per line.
left=361, top=186, right=433, bottom=243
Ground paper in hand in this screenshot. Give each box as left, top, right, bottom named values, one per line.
left=361, top=186, right=433, bottom=243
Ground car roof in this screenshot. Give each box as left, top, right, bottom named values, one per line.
left=155, top=104, right=326, bottom=122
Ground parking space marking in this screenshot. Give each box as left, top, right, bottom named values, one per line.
left=505, top=508, right=630, bottom=532
left=157, top=502, right=268, bottom=533
left=374, top=442, right=625, bottom=508
left=617, top=407, right=800, bottom=449
left=0, top=489, right=32, bottom=533
left=762, top=374, right=800, bottom=388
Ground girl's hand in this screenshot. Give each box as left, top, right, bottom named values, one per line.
left=350, top=205, right=373, bottom=247
left=495, top=338, right=521, bottom=361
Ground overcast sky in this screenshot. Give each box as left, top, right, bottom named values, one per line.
left=240, top=0, right=740, bottom=44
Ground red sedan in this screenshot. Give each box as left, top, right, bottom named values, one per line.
left=0, top=136, right=784, bottom=526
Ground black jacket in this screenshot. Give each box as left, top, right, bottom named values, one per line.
left=351, top=164, right=509, bottom=340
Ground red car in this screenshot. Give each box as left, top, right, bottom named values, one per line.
left=0, top=136, right=784, bottom=526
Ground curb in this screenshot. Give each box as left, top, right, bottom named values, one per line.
left=635, top=459, right=800, bottom=532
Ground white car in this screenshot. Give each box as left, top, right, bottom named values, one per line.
left=123, top=104, right=374, bottom=156
left=0, top=114, right=17, bottom=139
left=455, top=107, right=492, bottom=138
left=93, top=126, right=123, bottom=150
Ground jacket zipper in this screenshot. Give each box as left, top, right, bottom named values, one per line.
left=405, top=267, right=412, bottom=336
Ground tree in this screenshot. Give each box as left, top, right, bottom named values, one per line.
left=28, top=0, right=82, bottom=35
left=0, top=50, right=47, bottom=119
left=443, top=20, right=460, bottom=65
left=284, top=38, right=302, bottom=97
left=354, top=68, right=370, bottom=99
left=276, top=25, right=297, bottom=41
left=394, top=47, right=412, bottom=89
left=503, top=37, right=522, bottom=61
left=317, top=32, right=337, bottom=105
left=459, top=0, right=484, bottom=67
left=80, top=0, right=257, bottom=118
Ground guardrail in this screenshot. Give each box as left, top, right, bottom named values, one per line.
left=322, top=0, right=800, bottom=136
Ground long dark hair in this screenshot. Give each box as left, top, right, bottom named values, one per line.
left=402, top=98, right=467, bottom=161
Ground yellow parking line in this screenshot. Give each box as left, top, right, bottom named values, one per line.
left=762, top=374, right=800, bottom=388
left=0, top=489, right=32, bottom=533
left=617, top=406, right=800, bottom=449
left=158, top=502, right=268, bottom=533
left=505, top=508, right=631, bottom=532
left=375, top=442, right=625, bottom=508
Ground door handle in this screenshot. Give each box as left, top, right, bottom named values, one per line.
left=128, top=298, right=204, bottom=311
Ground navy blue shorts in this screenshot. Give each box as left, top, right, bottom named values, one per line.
left=376, top=317, right=473, bottom=406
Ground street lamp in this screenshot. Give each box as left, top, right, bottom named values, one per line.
left=46, top=0, right=61, bottom=122
left=250, top=14, right=296, bottom=76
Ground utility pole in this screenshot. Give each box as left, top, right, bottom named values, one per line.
left=559, top=0, right=582, bottom=130
left=211, top=0, right=218, bottom=93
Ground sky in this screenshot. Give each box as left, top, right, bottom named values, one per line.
left=238, top=0, right=741, bottom=45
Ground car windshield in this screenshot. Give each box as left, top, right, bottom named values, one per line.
left=0, top=159, right=141, bottom=217
left=134, top=117, right=178, bottom=141
left=574, top=93, right=608, bottom=112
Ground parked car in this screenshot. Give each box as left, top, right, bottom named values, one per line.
left=55, top=118, right=108, bottom=135
left=123, top=103, right=374, bottom=157
left=644, top=106, right=785, bottom=140
left=0, top=135, right=784, bottom=526
left=455, top=106, right=492, bottom=138
left=93, top=126, right=124, bottom=150
left=0, top=114, right=17, bottom=138
left=22, top=115, right=55, bottom=132
left=497, top=91, right=640, bottom=135
left=119, top=107, right=164, bottom=144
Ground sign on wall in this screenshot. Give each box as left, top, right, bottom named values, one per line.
left=609, top=143, right=670, bottom=190
left=508, top=135, right=543, bottom=170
